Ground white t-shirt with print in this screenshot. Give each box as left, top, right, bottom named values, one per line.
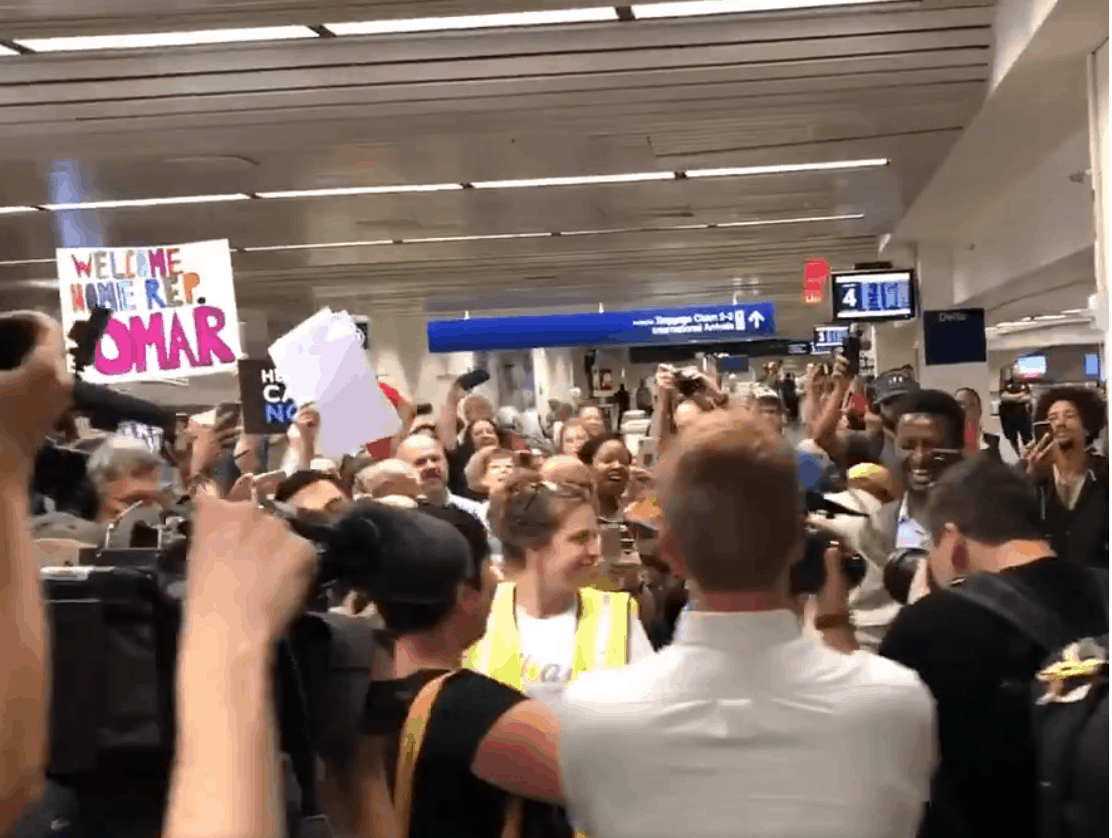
left=516, top=603, right=654, bottom=709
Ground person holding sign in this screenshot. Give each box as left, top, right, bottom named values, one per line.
left=57, top=240, right=243, bottom=386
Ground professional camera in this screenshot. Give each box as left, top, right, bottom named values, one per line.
left=667, top=366, right=705, bottom=398
left=884, top=546, right=929, bottom=605
left=1, top=307, right=181, bottom=514
left=788, top=491, right=869, bottom=596
left=36, top=498, right=426, bottom=838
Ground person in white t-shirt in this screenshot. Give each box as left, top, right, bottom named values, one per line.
left=463, top=471, right=653, bottom=709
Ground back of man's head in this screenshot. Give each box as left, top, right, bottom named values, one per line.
left=657, top=407, right=802, bottom=593
left=926, top=455, right=1045, bottom=547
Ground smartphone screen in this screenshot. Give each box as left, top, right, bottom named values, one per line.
left=1032, top=420, right=1051, bottom=440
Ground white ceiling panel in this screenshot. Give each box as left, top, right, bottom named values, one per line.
left=0, top=0, right=995, bottom=340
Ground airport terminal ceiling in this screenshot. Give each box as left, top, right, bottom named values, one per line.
left=0, top=0, right=996, bottom=340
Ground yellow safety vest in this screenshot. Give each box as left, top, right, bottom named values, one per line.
left=463, top=582, right=635, bottom=690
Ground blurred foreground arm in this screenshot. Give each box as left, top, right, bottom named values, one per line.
left=0, top=313, right=71, bottom=831
left=165, top=496, right=317, bottom=838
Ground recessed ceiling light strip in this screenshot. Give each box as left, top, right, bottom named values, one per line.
left=471, top=171, right=675, bottom=189
left=41, top=193, right=251, bottom=211
left=0, top=159, right=886, bottom=214
left=256, top=184, right=462, bottom=199
left=238, top=212, right=860, bottom=251
left=17, top=26, right=319, bottom=53
left=686, top=159, right=888, bottom=178
left=631, top=0, right=900, bottom=19
left=325, top=8, right=619, bottom=36
left=239, top=240, right=394, bottom=252
left=3, top=1, right=905, bottom=56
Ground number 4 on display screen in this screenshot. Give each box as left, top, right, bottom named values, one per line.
left=842, top=287, right=857, bottom=308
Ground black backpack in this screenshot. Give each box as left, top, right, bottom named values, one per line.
left=950, top=570, right=1109, bottom=838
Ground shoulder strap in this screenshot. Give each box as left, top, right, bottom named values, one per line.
left=950, top=573, right=1076, bottom=654
left=393, top=672, right=455, bottom=837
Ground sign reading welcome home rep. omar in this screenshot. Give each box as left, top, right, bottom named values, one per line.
left=57, top=239, right=242, bottom=385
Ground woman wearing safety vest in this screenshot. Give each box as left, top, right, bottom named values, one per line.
left=464, top=471, right=654, bottom=709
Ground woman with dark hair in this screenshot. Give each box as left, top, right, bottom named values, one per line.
left=577, top=433, right=632, bottom=521
left=441, top=417, right=513, bottom=501
left=1024, top=386, right=1108, bottom=568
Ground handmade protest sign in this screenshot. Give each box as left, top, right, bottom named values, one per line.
left=57, top=239, right=242, bottom=385
left=238, top=359, right=297, bottom=435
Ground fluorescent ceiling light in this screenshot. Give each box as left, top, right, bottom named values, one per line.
left=718, top=212, right=863, bottom=227
left=42, top=193, right=250, bottom=211
left=240, top=212, right=860, bottom=251
left=0, top=206, right=40, bottom=214
left=17, top=26, right=318, bottom=53
left=256, top=184, right=462, bottom=199
left=472, top=172, right=674, bottom=189
left=632, top=0, right=897, bottom=19
left=687, top=159, right=888, bottom=178
left=325, top=8, right=618, bottom=36
left=240, top=240, right=393, bottom=252
left=0, top=44, right=19, bottom=56
left=0, top=258, right=55, bottom=266
left=403, top=232, right=552, bottom=244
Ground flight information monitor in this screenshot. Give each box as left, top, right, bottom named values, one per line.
left=813, top=325, right=849, bottom=353
left=831, top=269, right=916, bottom=321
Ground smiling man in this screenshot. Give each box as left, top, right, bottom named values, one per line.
left=397, top=435, right=486, bottom=521
left=847, top=389, right=967, bottom=650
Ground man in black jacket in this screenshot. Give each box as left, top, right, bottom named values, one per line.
left=880, top=457, right=1107, bottom=838
left=1023, top=386, right=1108, bottom=569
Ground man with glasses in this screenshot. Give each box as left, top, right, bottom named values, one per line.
left=849, top=390, right=968, bottom=649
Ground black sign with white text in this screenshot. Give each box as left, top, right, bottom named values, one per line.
left=238, top=359, right=298, bottom=434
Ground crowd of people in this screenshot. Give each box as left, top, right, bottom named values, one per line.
left=0, top=309, right=1107, bottom=838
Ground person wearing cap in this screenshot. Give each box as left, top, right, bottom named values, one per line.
left=337, top=500, right=568, bottom=838
left=464, top=472, right=653, bottom=712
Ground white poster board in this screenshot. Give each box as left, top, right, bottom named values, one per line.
left=56, top=239, right=242, bottom=385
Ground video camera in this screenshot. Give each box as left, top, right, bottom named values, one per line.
left=660, top=364, right=705, bottom=398
left=40, top=499, right=402, bottom=837
left=788, top=491, right=869, bottom=596
left=0, top=307, right=182, bottom=512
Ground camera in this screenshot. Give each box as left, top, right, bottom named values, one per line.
left=884, top=547, right=929, bottom=605
left=38, top=500, right=399, bottom=837
left=665, top=365, right=705, bottom=398
left=788, top=492, right=869, bottom=596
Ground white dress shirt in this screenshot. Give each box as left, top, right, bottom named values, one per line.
left=560, top=609, right=936, bottom=838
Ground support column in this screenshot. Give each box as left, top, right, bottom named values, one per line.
left=871, top=321, right=919, bottom=376
left=915, top=241, right=998, bottom=433
left=532, top=347, right=577, bottom=417
left=1087, top=39, right=1109, bottom=379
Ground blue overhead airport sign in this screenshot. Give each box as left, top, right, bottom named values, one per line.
left=426, top=302, right=776, bottom=353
